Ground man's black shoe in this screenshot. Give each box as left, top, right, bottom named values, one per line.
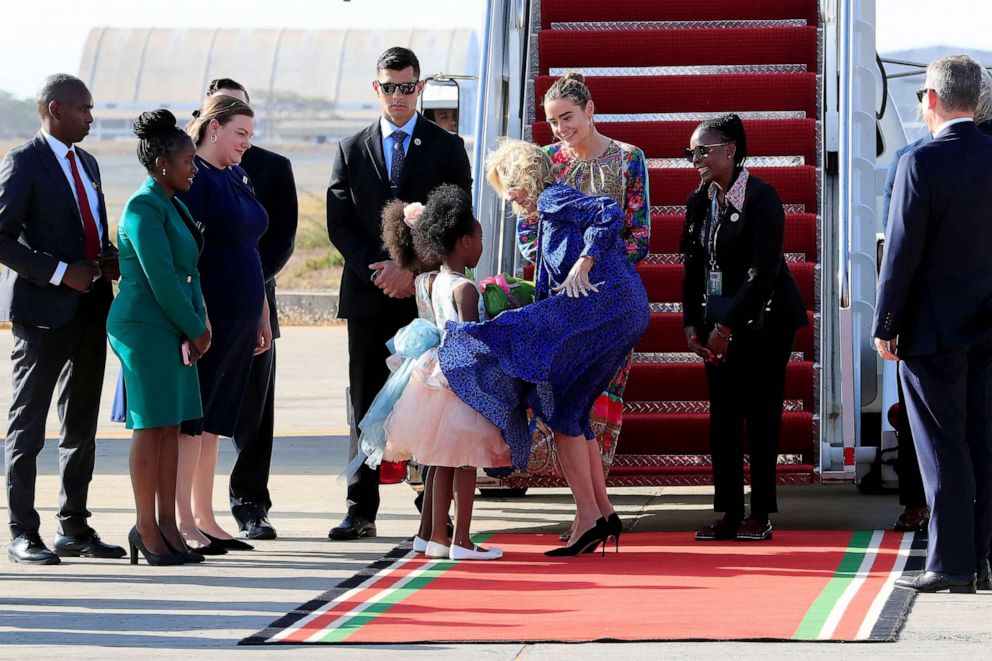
left=977, top=560, right=991, bottom=590
left=894, top=571, right=976, bottom=594
left=8, top=533, right=60, bottom=565
left=53, top=532, right=126, bottom=559
left=240, top=517, right=277, bottom=541
left=328, top=513, right=376, bottom=540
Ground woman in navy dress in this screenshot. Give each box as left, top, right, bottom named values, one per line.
left=439, top=140, right=649, bottom=556
left=175, top=95, right=270, bottom=553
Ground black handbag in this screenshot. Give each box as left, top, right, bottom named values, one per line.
left=705, top=293, right=771, bottom=330
left=703, top=294, right=733, bottom=326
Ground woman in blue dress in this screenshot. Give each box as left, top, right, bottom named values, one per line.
left=175, top=95, right=270, bottom=553
left=438, top=140, right=649, bottom=556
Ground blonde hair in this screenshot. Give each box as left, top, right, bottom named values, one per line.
left=485, top=140, right=555, bottom=210
left=542, top=71, right=592, bottom=109
left=976, top=67, right=992, bottom=125
left=185, top=94, right=253, bottom=146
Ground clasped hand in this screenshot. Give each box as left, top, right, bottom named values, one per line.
left=553, top=256, right=598, bottom=298
left=370, top=260, right=414, bottom=298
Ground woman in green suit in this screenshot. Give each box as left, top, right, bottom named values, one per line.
left=107, top=110, right=212, bottom=565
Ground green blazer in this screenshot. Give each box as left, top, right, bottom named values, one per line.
left=109, top=177, right=206, bottom=339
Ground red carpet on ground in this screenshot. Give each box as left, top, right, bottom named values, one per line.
left=244, top=530, right=920, bottom=645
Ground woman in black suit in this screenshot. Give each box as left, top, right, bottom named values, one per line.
left=680, top=114, right=808, bottom=542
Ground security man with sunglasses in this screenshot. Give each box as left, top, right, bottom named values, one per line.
left=326, top=46, right=472, bottom=540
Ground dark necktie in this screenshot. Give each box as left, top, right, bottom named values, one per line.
left=66, top=151, right=101, bottom=259
left=389, top=130, right=407, bottom=190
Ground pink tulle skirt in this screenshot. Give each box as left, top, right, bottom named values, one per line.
left=384, top=351, right=511, bottom=468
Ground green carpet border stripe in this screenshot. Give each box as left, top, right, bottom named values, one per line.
left=792, top=529, right=874, bottom=640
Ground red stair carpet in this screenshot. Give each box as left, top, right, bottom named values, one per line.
left=243, top=531, right=921, bottom=645
left=522, top=0, right=823, bottom=486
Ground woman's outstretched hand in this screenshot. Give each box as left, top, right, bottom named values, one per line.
left=553, top=256, right=598, bottom=298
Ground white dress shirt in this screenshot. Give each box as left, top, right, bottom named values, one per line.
left=380, top=113, right=418, bottom=180
left=41, top=129, right=103, bottom=286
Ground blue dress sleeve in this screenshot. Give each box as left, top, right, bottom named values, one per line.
left=579, top=195, right=625, bottom=264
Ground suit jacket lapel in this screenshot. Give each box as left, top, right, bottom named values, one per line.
left=32, top=132, right=83, bottom=226
left=363, top=122, right=390, bottom=191
left=397, top=114, right=428, bottom=193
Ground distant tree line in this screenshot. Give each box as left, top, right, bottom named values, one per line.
left=0, top=92, right=38, bottom=138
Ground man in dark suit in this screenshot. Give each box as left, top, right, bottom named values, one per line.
left=326, top=47, right=472, bottom=539
left=874, top=55, right=992, bottom=594
left=0, top=74, right=125, bottom=564
left=204, top=79, right=298, bottom=541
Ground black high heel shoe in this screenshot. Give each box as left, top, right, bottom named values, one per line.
left=545, top=518, right=607, bottom=557
left=605, top=512, right=622, bottom=554
left=128, top=526, right=182, bottom=566
left=200, top=529, right=254, bottom=551
left=163, top=536, right=205, bottom=564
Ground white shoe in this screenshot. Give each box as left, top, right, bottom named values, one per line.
left=425, top=541, right=450, bottom=558
left=412, top=536, right=428, bottom=553
left=449, top=544, right=503, bottom=561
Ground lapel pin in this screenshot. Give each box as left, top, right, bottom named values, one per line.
left=730, top=212, right=740, bottom=222
left=414, top=138, right=422, bottom=146
left=92, top=181, right=100, bottom=191
left=243, top=175, right=249, bottom=185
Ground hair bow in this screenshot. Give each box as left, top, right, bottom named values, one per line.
left=403, top=202, right=425, bottom=228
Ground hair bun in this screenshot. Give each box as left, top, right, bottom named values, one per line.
left=563, top=71, right=586, bottom=85
left=133, top=109, right=178, bottom=139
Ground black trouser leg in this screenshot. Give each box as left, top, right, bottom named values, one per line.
left=230, top=341, right=276, bottom=526
left=706, top=359, right=747, bottom=520
left=344, top=316, right=405, bottom=521
left=742, top=326, right=794, bottom=518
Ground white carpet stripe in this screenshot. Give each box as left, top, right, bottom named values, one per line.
left=817, top=529, right=884, bottom=639
left=854, top=532, right=915, bottom=640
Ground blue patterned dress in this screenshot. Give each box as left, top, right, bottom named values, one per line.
left=439, top=184, right=650, bottom=470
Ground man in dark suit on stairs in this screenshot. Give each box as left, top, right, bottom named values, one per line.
left=875, top=55, right=992, bottom=594
left=0, top=74, right=125, bottom=564
left=326, top=47, right=472, bottom=540
left=203, top=78, right=299, bottom=541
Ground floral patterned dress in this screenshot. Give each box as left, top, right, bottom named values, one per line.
left=442, top=184, right=650, bottom=472
left=516, top=140, right=650, bottom=471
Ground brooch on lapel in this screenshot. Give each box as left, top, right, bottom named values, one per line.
left=730, top=212, right=740, bottom=222
left=243, top=175, right=249, bottom=185
left=92, top=181, right=101, bottom=192
left=414, top=138, right=422, bottom=146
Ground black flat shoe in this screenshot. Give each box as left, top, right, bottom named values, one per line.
left=895, top=571, right=976, bottom=594
left=545, top=518, right=607, bottom=557
left=8, top=533, right=60, bottom=565
left=695, top=517, right=741, bottom=541
left=128, top=527, right=182, bottom=566
left=200, top=530, right=254, bottom=551
left=53, top=531, right=126, bottom=559
left=328, top=513, right=377, bottom=540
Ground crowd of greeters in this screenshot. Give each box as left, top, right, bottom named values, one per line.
left=3, top=47, right=990, bottom=594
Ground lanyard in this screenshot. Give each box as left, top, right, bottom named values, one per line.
left=704, top=194, right=723, bottom=270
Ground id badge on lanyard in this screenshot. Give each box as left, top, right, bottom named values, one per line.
left=705, top=195, right=722, bottom=296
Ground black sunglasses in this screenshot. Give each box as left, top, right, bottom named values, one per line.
left=684, top=142, right=730, bottom=163
left=377, top=81, right=420, bottom=95
left=916, top=88, right=932, bottom=103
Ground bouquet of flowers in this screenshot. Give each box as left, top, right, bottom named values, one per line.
left=478, top=273, right=535, bottom=318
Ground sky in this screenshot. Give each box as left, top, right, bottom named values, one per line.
left=0, top=0, right=989, bottom=100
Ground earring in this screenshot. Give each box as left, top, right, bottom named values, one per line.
left=162, top=168, right=167, bottom=176
left=210, top=134, right=217, bottom=144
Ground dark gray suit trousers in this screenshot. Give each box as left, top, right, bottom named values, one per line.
left=5, top=310, right=106, bottom=538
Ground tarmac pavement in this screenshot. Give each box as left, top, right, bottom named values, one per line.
left=0, top=326, right=990, bottom=659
